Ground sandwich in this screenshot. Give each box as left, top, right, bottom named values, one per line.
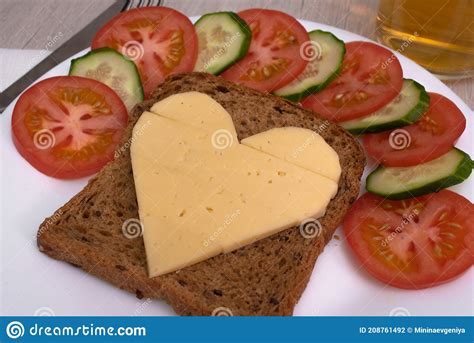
left=37, top=72, right=365, bottom=315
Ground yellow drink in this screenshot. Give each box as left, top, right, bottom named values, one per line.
left=377, top=0, right=474, bottom=79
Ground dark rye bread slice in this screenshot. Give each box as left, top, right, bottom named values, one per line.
left=37, top=72, right=365, bottom=316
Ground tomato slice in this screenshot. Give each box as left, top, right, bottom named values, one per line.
left=221, top=9, right=309, bottom=92
left=362, top=93, right=466, bottom=167
left=92, top=7, right=198, bottom=98
left=11, top=76, right=128, bottom=179
left=301, top=41, right=403, bottom=122
left=343, top=191, right=473, bottom=289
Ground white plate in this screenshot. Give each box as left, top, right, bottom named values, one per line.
left=1, top=18, right=472, bottom=317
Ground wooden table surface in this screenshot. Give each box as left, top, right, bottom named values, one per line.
left=0, top=0, right=472, bottom=108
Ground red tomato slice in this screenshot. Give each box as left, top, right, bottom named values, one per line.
left=11, top=76, right=128, bottom=179
left=92, top=7, right=198, bottom=98
left=301, top=41, right=403, bottom=122
left=363, top=93, right=466, bottom=167
left=221, top=9, right=309, bottom=92
left=343, top=191, right=473, bottom=289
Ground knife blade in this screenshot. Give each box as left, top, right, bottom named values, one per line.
left=0, top=0, right=128, bottom=113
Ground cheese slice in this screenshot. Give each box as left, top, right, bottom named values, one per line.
left=241, top=127, right=341, bottom=183
left=131, top=93, right=341, bottom=277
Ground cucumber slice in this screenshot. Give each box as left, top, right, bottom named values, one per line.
left=194, top=12, right=251, bottom=75
left=341, top=79, right=430, bottom=134
left=274, top=30, right=345, bottom=101
left=366, top=148, right=473, bottom=199
left=69, top=48, right=144, bottom=111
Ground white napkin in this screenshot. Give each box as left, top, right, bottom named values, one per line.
left=0, top=48, right=50, bottom=92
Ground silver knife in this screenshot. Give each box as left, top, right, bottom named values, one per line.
left=0, top=0, right=162, bottom=113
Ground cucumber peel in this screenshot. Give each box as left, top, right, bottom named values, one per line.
left=341, top=79, right=430, bottom=134
left=366, top=148, right=473, bottom=199
left=69, top=47, right=144, bottom=111
left=194, top=12, right=251, bottom=75
left=274, top=30, right=345, bottom=101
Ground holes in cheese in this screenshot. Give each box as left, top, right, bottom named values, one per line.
left=241, top=127, right=341, bottom=183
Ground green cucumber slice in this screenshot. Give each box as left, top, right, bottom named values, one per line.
left=366, top=148, right=473, bottom=200
left=194, top=12, right=251, bottom=75
left=274, top=30, right=345, bottom=101
left=69, top=47, right=144, bottom=111
left=341, top=79, right=430, bottom=134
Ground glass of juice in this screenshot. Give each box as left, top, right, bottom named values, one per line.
left=377, top=0, right=474, bottom=79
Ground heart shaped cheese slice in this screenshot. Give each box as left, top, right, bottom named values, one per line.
left=131, top=93, right=340, bottom=277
